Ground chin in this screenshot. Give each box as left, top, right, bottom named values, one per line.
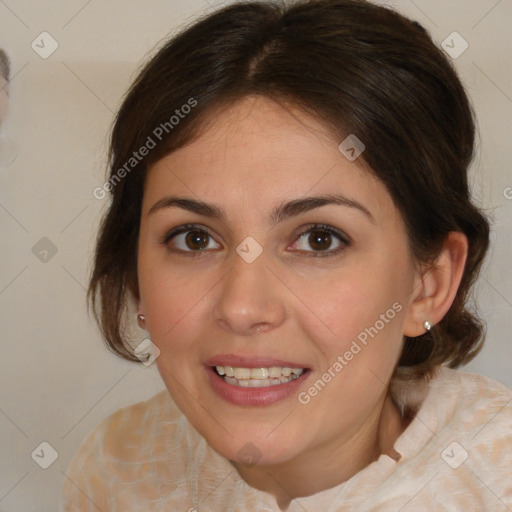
left=204, top=425, right=305, bottom=468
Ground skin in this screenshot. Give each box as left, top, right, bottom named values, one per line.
left=137, top=95, right=467, bottom=510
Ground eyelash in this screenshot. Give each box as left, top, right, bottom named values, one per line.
left=160, top=223, right=351, bottom=258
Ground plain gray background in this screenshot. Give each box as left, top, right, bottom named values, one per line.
left=0, top=0, right=511, bottom=510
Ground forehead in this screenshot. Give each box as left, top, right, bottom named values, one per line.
left=142, top=95, right=396, bottom=223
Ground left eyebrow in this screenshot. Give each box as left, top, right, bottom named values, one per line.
left=148, top=193, right=375, bottom=225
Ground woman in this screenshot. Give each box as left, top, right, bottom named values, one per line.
left=61, top=0, right=512, bottom=510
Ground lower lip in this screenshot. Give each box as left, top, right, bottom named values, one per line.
left=205, top=366, right=310, bottom=406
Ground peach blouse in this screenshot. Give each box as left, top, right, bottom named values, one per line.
left=61, top=367, right=512, bottom=511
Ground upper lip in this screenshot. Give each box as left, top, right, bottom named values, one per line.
left=204, top=354, right=309, bottom=369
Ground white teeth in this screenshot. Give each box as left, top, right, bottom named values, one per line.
left=250, top=368, right=268, bottom=379
left=269, top=367, right=282, bottom=378
left=215, top=365, right=305, bottom=387
left=214, top=366, right=304, bottom=379
left=224, top=374, right=301, bottom=388
left=233, top=367, right=251, bottom=380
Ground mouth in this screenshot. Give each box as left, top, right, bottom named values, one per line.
left=203, top=356, right=311, bottom=406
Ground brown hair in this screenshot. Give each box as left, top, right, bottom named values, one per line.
left=0, top=49, right=9, bottom=81
left=88, top=0, right=490, bottom=390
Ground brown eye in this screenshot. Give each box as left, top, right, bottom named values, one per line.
left=291, top=224, right=350, bottom=256
left=308, top=230, right=333, bottom=251
left=162, top=224, right=221, bottom=253
left=183, top=230, right=210, bottom=250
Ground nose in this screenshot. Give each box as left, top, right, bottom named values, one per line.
left=212, top=250, right=287, bottom=336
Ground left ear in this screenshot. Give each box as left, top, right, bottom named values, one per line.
left=403, top=231, right=468, bottom=337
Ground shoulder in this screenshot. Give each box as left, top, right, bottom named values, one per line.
left=447, top=366, right=512, bottom=397
left=423, top=366, right=512, bottom=444
left=446, top=367, right=512, bottom=452
left=61, top=389, right=187, bottom=510
left=370, top=368, right=512, bottom=511
left=421, top=368, right=512, bottom=508
left=102, top=389, right=184, bottom=460
left=399, top=366, right=512, bottom=439
left=81, top=388, right=184, bottom=464
left=435, top=366, right=512, bottom=421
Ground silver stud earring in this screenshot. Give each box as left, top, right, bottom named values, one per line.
left=424, top=320, right=432, bottom=332
left=137, top=313, right=146, bottom=328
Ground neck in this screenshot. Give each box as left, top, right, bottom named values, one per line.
left=232, top=392, right=407, bottom=511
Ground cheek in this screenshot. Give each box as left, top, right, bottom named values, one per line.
left=137, top=253, right=212, bottom=349
left=293, top=256, right=408, bottom=371
left=297, top=267, right=397, bottom=338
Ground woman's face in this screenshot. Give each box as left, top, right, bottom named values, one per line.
left=138, top=95, right=418, bottom=466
